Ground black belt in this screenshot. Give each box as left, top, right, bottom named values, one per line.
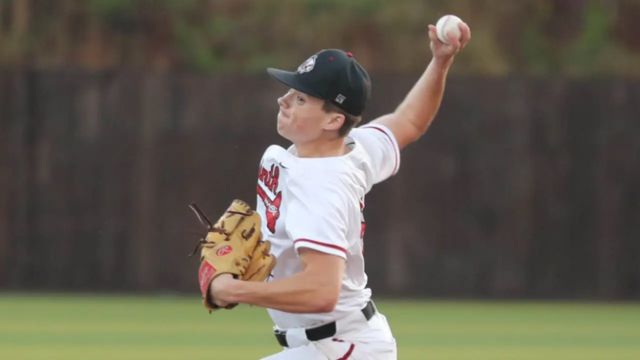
left=274, top=300, right=377, bottom=348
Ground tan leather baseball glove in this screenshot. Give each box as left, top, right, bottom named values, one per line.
left=189, top=199, right=276, bottom=312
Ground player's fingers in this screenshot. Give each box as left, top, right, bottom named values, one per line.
left=427, top=24, right=438, bottom=42
left=459, top=22, right=471, bottom=49
left=448, top=33, right=461, bottom=49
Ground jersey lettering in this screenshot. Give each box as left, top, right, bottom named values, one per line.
left=257, top=163, right=283, bottom=233
left=258, top=163, right=279, bottom=193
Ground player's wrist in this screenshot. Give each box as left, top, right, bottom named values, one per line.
left=430, top=55, right=454, bottom=70
left=209, top=273, right=236, bottom=306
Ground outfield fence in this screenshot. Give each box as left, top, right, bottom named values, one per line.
left=1, top=70, right=638, bottom=298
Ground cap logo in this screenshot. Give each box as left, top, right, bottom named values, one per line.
left=335, top=94, right=346, bottom=104
left=297, top=55, right=317, bottom=74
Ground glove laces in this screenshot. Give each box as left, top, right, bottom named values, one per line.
left=187, top=203, right=253, bottom=256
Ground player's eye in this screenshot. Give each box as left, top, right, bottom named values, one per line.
left=296, top=95, right=305, bottom=104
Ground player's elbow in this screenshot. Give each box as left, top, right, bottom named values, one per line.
left=308, top=284, right=339, bottom=312
left=298, top=249, right=344, bottom=313
left=311, top=292, right=339, bottom=313
left=405, top=116, right=430, bottom=142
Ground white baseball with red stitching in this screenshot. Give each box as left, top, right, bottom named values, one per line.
left=436, top=14, right=463, bottom=44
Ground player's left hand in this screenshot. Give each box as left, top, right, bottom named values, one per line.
left=190, top=199, right=276, bottom=313
left=428, top=22, right=471, bottom=61
left=210, top=274, right=235, bottom=307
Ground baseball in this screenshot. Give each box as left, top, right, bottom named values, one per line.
left=435, top=15, right=464, bottom=44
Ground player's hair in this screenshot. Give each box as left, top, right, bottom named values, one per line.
left=322, top=101, right=362, bottom=137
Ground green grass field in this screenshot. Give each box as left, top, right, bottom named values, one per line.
left=0, top=293, right=638, bottom=359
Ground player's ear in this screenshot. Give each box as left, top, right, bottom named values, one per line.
left=324, top=113, right=345, bottom=132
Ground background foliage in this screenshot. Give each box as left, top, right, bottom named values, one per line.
left=1, top=0, right=639, bottom=75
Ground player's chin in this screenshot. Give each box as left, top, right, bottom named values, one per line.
left=277, top=113, right=289, bottom=131
left=276, top=120, right=288, bottom=138
left=276, top=125, right=297, bottom=143
left=276, top=126, right=291, bottom=140
left=278, top=110, right=290, bottom=122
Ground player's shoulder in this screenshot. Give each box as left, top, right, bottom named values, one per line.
left=350, top=123, right=399, bottom=149
left=347, top=123, right=401, bottom=184
left=259, top=144, right=290, bottom=165
left=347, top=124, right=398, bottom=166
left=262, top=144, right=288, bottom=157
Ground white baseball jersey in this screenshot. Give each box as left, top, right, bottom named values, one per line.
left=255, top=124, right=400, bottom=330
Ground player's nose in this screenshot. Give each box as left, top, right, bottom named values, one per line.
left=277, top=94, right=289, bottom=109
left=279, top=89, right=296, bottom=107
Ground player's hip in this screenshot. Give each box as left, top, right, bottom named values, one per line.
left=273, top=300, right=395, bottom=347
left=265, top=302, right=396, bottom=359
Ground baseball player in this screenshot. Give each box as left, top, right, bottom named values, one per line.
left=207, top=21, right=471, bottom=359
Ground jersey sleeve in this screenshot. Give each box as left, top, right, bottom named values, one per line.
left=284, top=179, right=349, bottom=260
left=351, top=124, right=401, bottom=185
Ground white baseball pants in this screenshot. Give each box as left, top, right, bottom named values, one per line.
left=261, top=312, right=397, bottom=360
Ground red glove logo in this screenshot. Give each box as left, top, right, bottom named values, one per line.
left=198, top=261, right=217, bottom=297
left=216, top=245, right=233, bottom=256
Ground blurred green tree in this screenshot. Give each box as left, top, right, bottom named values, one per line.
left=0, top=0, right=637, bottom=76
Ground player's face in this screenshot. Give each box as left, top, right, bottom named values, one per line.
left=276, top=89, right=333, bottom=144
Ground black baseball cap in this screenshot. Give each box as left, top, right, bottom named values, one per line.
left=267, top=49, right=371, bottom=116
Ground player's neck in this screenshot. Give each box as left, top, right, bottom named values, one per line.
left=293, top=136, right=347, bottom=158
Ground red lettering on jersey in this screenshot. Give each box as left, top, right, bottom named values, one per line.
left=257, top=164, right=280, bottom=194
left=258, top=167, right=269, bottom=184
left=270, top=165, right=279, bottom=193
left=257, top=185, right=282, bottom=233
left=257, top=163, right=283, bottom=233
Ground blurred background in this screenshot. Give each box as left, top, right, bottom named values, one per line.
left=1, top=0, right=639, bottom=298
left=0, top=0, right=640, bottom=299
left=1, top=1, right=639, bottom=359
left=2, top=0, right=638, bottom=299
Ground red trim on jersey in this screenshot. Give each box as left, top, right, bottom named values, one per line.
left=294, top=239, right=347, bottom=256
left=361, top=125, right=400, bottom=175
left=337, top=343, right=356, bottom=359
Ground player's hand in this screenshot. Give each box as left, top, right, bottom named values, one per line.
left=209, top=273, right=235, bottom=307
left=427, top=22, right=471, bottom=62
